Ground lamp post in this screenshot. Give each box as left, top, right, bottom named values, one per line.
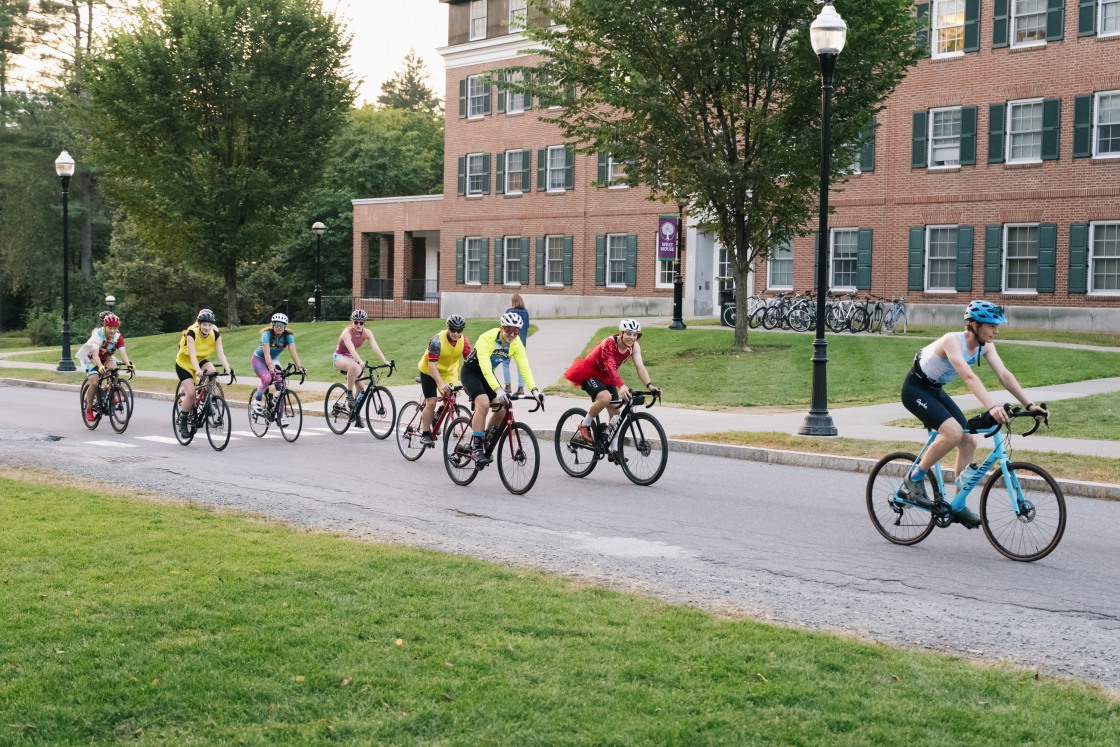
left=105, top=295, right=116, bottom=310
left=668, top=202, right=687, bottom=330
left=799, top=2, right=846, bottom=437
left=55, top=150, right=77, bottom=372
left=311, top=221, right=326, bottom=323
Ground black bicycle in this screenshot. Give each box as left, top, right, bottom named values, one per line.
left=248, top=363, right=304, bottom=442
left=80, top=366, right=135, bottom=434
left=173, top=367, right=236, bottom=451
left=443, top=394, right=544, bottom=495
left=324, top=362, right=396, bottom=438
left=554, top=390, right=668, bottom=486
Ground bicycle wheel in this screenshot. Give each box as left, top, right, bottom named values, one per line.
left=865, top=453, right=937, bottom=545
left=443, top=416, right=478, bottom=486
left=722, top=305, right=736, bottom=328
left=173, top=389, right=195, bottom=446
left=882, top=310, right=897, bottom=335
left=205, top=394, right=232, bottom=452
left=618, top=412, right=669, bottom=486
left=748, top=306, right=766, bottom=329
left=825, top=306, right=847, bottom=333
left=554, top=407, right=599, bottom=479
left=789, top=306, right=811, bottom=333
left=447, top=405, right=472, bottom=435
left=980, top=463, right=1066, bottom=562
left=108, top=383, right=130, bottom=434
left=762, top=306, right=781, bottom=330
left=248, top=396, right=270, bottom=437
left=497, top=422, right=540, bottom=495
left=364, top=386, right=396, bottom=439
left=79, top=379, right=101, bottom=430
left=278, top=389, right=302, bottom=442
left=869, top=305, right=885, bottom=334
left=118, top=379, right=134, bottom=419
left=324, top=383, right=353, bottom=434
left=850, top=306, right=871, bottom=333
left=396, top=401, right=426, bottom=461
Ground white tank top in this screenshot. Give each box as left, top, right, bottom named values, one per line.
left=916, top=332, right=985, bottom=385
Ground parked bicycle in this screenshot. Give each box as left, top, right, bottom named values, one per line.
left=554, top=390, right=668, bottom=486
left=866, top=404, right=1064, bottom=562
left=248, top=363, right=305, bottom=442
left=865, top=295, right=887, bottom=333
left=825, top=293, right=871, bottom=333
left=172, top=367, right=235, bottom=451
left=396, top=381, right=471, bottom=461
left=79, top=365, right=135, bottom=434
left=881, top=297, right=908, bottom=334
left=442, top=394, right=543, bottom=495
left=323, top=362, right=396, bottom=438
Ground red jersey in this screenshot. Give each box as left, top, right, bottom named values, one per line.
left=564, top=335, right=633, bottom=387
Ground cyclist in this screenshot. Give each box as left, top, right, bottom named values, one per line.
left=252, top=313, right=306, bottom=423
left=460, top=312, right=543, bottom=465
left=564, top=319, right=661, bottom=460
left=334, top=309, right=393, bottom=425
left=77, top=313, right=134, bottom=423
left=175, top=309, right=234, bottom=439
left=417, top=314, right=471, bottom=446
left=900, top=300, right=1047, bottom=528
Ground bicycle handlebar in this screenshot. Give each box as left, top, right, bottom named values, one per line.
left=278, top=363, right=306, bottom=386
left=976, top=402, right=1049, bottom=438
left=509, top=393, right=544, bottom=413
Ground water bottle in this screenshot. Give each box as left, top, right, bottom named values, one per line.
left=955, top=462, right=982, bottom=491
left=607, top=415, right=622, bottom=438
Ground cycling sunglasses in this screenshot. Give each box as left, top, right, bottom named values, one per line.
left=272, top=322, right=287, bottom=329
left=352, top=320, right=365, bottom=326
left=502, top=325, right=520, bottom=336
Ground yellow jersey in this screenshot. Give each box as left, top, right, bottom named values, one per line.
left=175, top=323, right=220, bottom=371
left=417, top=330, right=470, bottom=385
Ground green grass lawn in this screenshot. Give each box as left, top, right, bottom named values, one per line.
left=2, top=473, right=1118, bottom=745
left=547, top=327, right=1120, bottom=409
left=0, top=332, right=33, bottom=351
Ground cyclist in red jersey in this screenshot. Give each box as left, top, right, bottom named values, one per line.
left=564, top=319, right=660, bottom=457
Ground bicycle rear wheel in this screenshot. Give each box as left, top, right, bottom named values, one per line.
left=79, top=379, right=101, bottom=430
left=869, top=305, right=885, bottom=334
left=748, top=306, right=766, bottom=329
left=866, top=453, right=937, bottom=545
left=788, top=306, right=811, bottom=333
left=278, top=389, right=302, bottom=442
left=108, top=383, right=130, bottom=434
left=980, top=463, right=1066, bottom=562
left=497, top=422, right=540, bottom=495
left=850, top=306, right=871, bottom=333
left=762, top=306, right=781, bottom=330
left=825, top=306, right=847, bottom=333
left=324, top=383, right=353, bottom=434
left=364, top=386, right=396, bottom=439
left=205, top=394, right=232, bottom=451
left=173, top=388, right=195, bottom=445
left=443, top=416, right=478, bottom=486
left=722, top=305, right=736, bottom=328
left=396, top=401, right=426, bottom=461
left=618, top=412, right=668, bottom=486
left=555, top=407, right=599, bottom=478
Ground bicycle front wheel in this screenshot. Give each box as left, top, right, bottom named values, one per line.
left=555, top=407, right=598, bottom=479
left=866, top=453, right=936, bottom=545
left=825, top=306, right=847, bottom=333
left=395, top=401, right=426, bottom=461
left=762, top=306, right=781, bottom=330
left=748, top=306, right=766, bottom=329
left=722, top=305, right=736, bottom=328
left=849, top=306, right=871, bottom=333
left=278, top=390, right=302, bottom=442
left=364, top=386, right=396, bottom=439
left=248, top=397, right=270, bottom=437
left=618, top=412, right=668, bottom=486
left=205, top=395, right=232, bottom=451
left=498, top=422, right=540, bottom=495
left=442, top=416, right=478, bottom=486
left=869, top=306, right=885, bottom=334
left=79, top=379, right=101, bottom=430
left=324, top=383, right=353, bottom=434
left=108, top=383, right=130, bottom=434
left=980, top=463, right=1066, bottom=562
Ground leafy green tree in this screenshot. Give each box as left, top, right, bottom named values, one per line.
left=82, top=0, right=354, bottom=327
left=0, top=0, right=31, bottom=97
left=512, top=0, right=919, bottom=349
left=376, top=49, right=442, bottom=116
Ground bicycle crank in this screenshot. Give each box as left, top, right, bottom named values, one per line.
left=932, top=499, right=953, bottom=528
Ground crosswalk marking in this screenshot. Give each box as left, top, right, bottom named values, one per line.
left=135, top=436, right=179, bottom=444
left=232, top=430, right=280, bottom=439
left=85, top=440, right=137, bottom=448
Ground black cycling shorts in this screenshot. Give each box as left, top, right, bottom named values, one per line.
left=580, top=378, right=618, bottom=402
left=175, top=362, right=208, bottom=382
left=901, top=371, right=967, bottom=431
left=419, top=372, right=439, bottom=399
left=460, top=361, right=496, bottom=402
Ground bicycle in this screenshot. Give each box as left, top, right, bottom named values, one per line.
left=866, top=404, right=1065, bottom=562
left=442, top=394, right=544, bottom=495
left=554, top=390, right=669, bottom=486
left=865, top=295, right=887, bottom=334
left=79, top=366, right=135, bottom=434
left=248, top=363, right=305, bottom=442
left=396, top=381, right=471, bottom=461
left=324, top=362, right=397, bottom=439
left=172, top=367, right=235, bottom=451
left=826, top=293, right=870, bottom=333
left=881, top=297, right=908, bottom=334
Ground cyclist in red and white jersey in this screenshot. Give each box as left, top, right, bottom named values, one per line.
left=76, top=313, right=134, bottom=423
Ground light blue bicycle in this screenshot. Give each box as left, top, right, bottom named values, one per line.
left=866, top=404, right=1065, bottom=562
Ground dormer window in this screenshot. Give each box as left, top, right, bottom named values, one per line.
left=470, top=0, right=487, bottom=41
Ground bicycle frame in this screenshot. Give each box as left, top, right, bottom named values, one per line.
left=485, top=395, right=542, bottom=460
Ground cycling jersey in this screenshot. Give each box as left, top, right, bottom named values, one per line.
left=913, top=332, right=986, bottom=386
left=564, top=335, right=633, bottom=388
left=465, top=327, right=536, bottom=391
left=417, top=330, right=472, bottom=384
left=175, top=324, right=220, bottom=371
left=77, top=328, right=125, bottom=367
left=255, top=329, right=295, bottom=362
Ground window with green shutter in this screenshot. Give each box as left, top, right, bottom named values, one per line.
left=479, top=238, right=489, bottom=284
left=960, top=106, right=978, bottom=165
left=458, top=79, right=467, bottom=118
left=1073, top=94, right=1093, bottom=158
left=988, top=103, right=1006, bottom=163
left=481, top=153, right=491, bottom=194
left=984, top=226, right=1003, bottom=292
left=1041, top=98, right=1062, bottom=160
left=537, top=149, right=547, bottom=191
left=456, top=238, right=465, bottom=284
left=597, top=153, right=608, bottom=186
left=521, top=150, right=532, bottom=191
left=1037, top=224, right=1057, bottom=292
left=859, top=116, right=876, bottom=172
left=495, top=152, right=505, bottom=195
left=912, top=111, right=928, bottom=168
left=1069, top=223, right=1089, bottom=293
left=564, top=146, right=575, bottom=190
left=956, top=226, right=975, bottom=292
left=993, top=0, right=1010, bottom=47
left=908, top=227, right=926, bottom=291
left=595, top=235, right=607, bottom=286
left=457, top=156, right=466, bottom=196
left=916, top=3, right=931, bottom=55
left=494, top=237, right=505, bottom=285
left=856, top=229, right=873, bottom=290
left=624, top=234, right=638, bottom=287
left=562, top=237, right=574, bottom=286
left=496, top=72, right=507, bottom=113
left=535, top=237, right=545, bottom=285
left=519, top=237, right=531, bottom=284
left=1078, top=0, right=1097, bottom=35
left=1045, top=0, right=1065, bottom=41
left=964, top=0, right=981, bottom=51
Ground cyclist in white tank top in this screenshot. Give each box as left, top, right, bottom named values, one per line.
left=915, top=331, right=986, bottom=386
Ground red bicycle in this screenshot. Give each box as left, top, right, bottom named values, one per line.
left=395, top=380, right=471, bottom=461
left=442, top=394, right=543, bottom=495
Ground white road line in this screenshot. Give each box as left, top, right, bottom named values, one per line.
left=135, top=436, right=179, bottom=444
left=85, top=440, right=137, bottom=448
left=232, top=431, right=280, bottom=439
left=308, top=427, right=333, bottom=432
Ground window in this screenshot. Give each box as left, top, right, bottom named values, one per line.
left=465, top=237, right=482, bottom=283
left=1004, top=224, right=1039, bottom=292
left=1007, top=99, right=1043, bottom=162
left=1101, top=0, right=1120, bottom=35
left=552, top=0, right=570, bottom=25
left=1012, top=0, right=1047, bottom=46
left=504, top=236, right=521, bottom=284
left=546, top=235, right=564, bottom=285
left=547, top=145, right=566, bottom=191
left=509, top=0, right=527, bottom=31
left=928, top=107, right=962, bottom=167
left=926, top=226, right=958, bottom=291
left=506, top=72, right=524, bottom=114
left=657, top=258, right=674, bottom=287
left=608, top=157, right=627, bottom=186
left=933, top=0, right=965, bottom=56
left=1092, top=222, right=1120, bottom=292
left=1096, top=91, right=1120, bottom=157
left=607, top=234, right=627, bottom=287
left=467, top=76, right=487, bottom=118
left=768, top=242, right=793, bottom=290
left=505, top=150, right=523, bottom=193
left=466, top=153, right=485, bottom=196
left=470, top=0, right=487, bottom=41
left=718, top=247, right=734, bottom=293
left=830, top=229, right=859, bottom=290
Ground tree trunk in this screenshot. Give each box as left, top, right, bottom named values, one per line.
left=224, top=266, right=240, bottom=329
left=80, top=172, right=93, bottom=276
left=731, top=213, right=752, bottom=351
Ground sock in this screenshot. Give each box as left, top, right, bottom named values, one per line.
left=610, top=437, right=619, bottom=452
left=255, top=388, right=265, bottom=400
left=582, top=414, right=594, bottom=427
left=909, top=466, right=928, bottom=482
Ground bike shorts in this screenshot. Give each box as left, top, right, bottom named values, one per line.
left=175, top=360, right=208, bottom=382
left=460, top=362, right=496, bottom=403
left=580, top=378, right=618, bottom=402
left=419, top=372, right=441, bottom=399
left=901, top=371, right=967, bottom=432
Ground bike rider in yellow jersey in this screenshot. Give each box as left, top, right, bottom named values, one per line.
left=417, top=314, right=471, bottom=446
left=175, top=309, right=234, bottom=439
left=460, top=312, right=544, bottom=465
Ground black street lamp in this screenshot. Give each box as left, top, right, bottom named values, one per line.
left=668, top=202, right=687, bottom=330
left=55, top=150, right=77, bottom=373
left=312, top=221, right=326, bottom=323
left=799, top=2, right=847, bottom=437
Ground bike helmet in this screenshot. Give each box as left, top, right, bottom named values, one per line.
left=350, top=309, right=368, bottom=322
left=619, top=319, right=642, bottom=333
left=500, top=311, right=524, bottom=329
left=197, top=309, right=216, bottom=323
left=446, top=314, right=466, bottom=332
left=964, top=300, right=1006, bottom=325
left=102, top=313, right=120, bottom=327
left=271, top=312, right=289, bottom=325
left=99, top=310, right=112, bottom=323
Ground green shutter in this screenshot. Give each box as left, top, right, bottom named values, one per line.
left=494, top=238, right=504, bottom=285
left=1073, top=95, right=1093, bottom=158
left=535, top=237, right=545, bottom=285
left=960, top=106, right=978, bottom=165
left=916, top=3, right=930, bottom=56
left=537, top=149, right=546, bottom=191
left=564, top=146, right=575, bottom=190
left=988, top=103, right=1006, bottom=164
left=455, top=239, right=465, bottom=284
left=984, top=226, right=1003, bottom=292
left=993, top=0, right=1009, bottom=47
left=1046, top=0, right=1065, bottom=41
left=859, top=116, right=876, bottom=172
left=1069, top=223, right=1089, bottom=293
left=482, top=79, right=492, bottom=115
left=595, top=235, right=606, bottom=286
left=521, top=150, right=532, bottom=190
left=481, top=153, right=491, bottom=194
left=1079, top=0, right=1097, bottom=35
left=1041, top=98, right=1062, bottom=161
left=497, top=72, right=506, bottom=113
left=1037, top=224, right=1057, bottom=293
left=520, top=237, right=531, bottom=284
left=964, top=0, right=981, bottom=51
left=562, top=236, right=574, bottom=286
left=908, top=227, right=925, bottom=291
left=624, top=234, right=638, bottom=287
left=597, top=153, right=608, bottom=186
left=458, top=79, right=467, bottom=118
left=495, top=152, right=505, bottom=195
left=956, top=226, right=975, bottom=292
left=912, top=111, right=928, bottom=168
left=479, top=239, right=489, bottom=284
left=456, top=156, right=466, bottom=196
left=856, top=229, right=873, bottom=290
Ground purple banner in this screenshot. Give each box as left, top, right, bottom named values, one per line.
left=657, top=215, right=679, bottom=261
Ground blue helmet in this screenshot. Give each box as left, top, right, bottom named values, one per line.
left=965, top=300, right=1006, bottom=325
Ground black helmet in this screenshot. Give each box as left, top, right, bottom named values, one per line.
left=197, top=309, right=216, bottom=323
left=446, top=314, right=466, bottom=332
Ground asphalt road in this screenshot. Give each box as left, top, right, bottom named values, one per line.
left=2, top=382, right=1119, bottom=688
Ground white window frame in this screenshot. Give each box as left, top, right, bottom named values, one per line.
left=465, top=237, right=482, bottom=285
left=1094, top=90, right=1120, bottom=159
left=466, top=153, right=485, bottom=196
left=717, top=247, right=734, bottom=294
left=607, top=156, right=628, bottom=188
left=1090, top=221, right=1120, bottom=295
left=1100, top=0, right=1120, bottom=36
left=924, top=225, right=959, bottom=293
left=1003, top=223, right=1040, bottom=295
left=509, top=0, right=527, bottom=32
left=655, top=258, right=675, bottom=289
left=504, top=236, right=522, bottom=286
left=505, top=71, right=525, bottom=115
left=767, top=242, right=794, bottom=291
left=932, top=0, right=966, bottom=59
left=1006, top=98, right=1044, bottom=164
left=470, top=0, right=487, bottom=41
left=928, top=106, right=963, bottom=169
left=1011, top=0, right=1047, bottom=48
left=545, top=235, right=564, bottom=287
left=467, top=75, right=487, bottom=120
left=606, top=233, right=628, bottom=288
left=504, top=149, right=524, bottom=194
left=546, top=145, right=566, bottom=193
left=829, top=228, right=859, bottom=292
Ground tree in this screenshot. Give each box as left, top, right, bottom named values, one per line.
left=512, top=0, right=919, bottom=349
left=376, top=49, right=441, bottom=115
left=0, top=1, right=31, bottom=98
left=82, top=0, right=355, bottom=327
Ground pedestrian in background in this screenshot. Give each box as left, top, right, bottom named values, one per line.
left=502, top=294, right=530, bottom=395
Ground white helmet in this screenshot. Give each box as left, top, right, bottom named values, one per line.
left=500, top=311, right=524, bottom=329
left=619, top=319, right=642, bottom=333
left=271, top=313, right=289, bottom=325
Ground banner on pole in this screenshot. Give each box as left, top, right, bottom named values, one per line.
left=657, top=215, right=679, bottom=261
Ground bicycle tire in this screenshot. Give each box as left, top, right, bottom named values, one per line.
left=618, top=411, right=669, bottom=486
left=79, top=379, right=101, bottom=430
left=748, top=306, right=766, bottom=329
left=497, top=421, right=540, bottom=495
left=364, top=385, right=396, bottom=439
left=865, top=453, right=937, bottom=545
left=173, top=388, right=195, bottom=446
left=278, top=389, right=302, bottom=442
left=882, top=311, right=897, bottom=335
left=869, top=305, right=885, bottom=334
left=395, top=401, right=426, bottom=461
left=448, top=405, right=472, bottom=435
left=108, top=383, right=130, bottom=434
left=443, top=416, right=479, bottom=486
left=789, top=306, right=811, bottom=333
left=850, top=306, right=871, bottom=333
left=722, top=305, right=736, bottom=328
left=825, top=306, right=847, bottom=333
left=762, top=306, right=781, bottom=330
left=118, top=379, right=134, bottom=419
left=980, top=463, right=1066, bottom=562
left=248, top=394, right=270, bottom=437
left=205, top=394, right=232, bottom=452
left=554, top=407, right=599, bottom=479
left=324, top=383, right=353, bottom=434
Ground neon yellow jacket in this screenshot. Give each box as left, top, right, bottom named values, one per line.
left=471, top=327, right=536, bottom=391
